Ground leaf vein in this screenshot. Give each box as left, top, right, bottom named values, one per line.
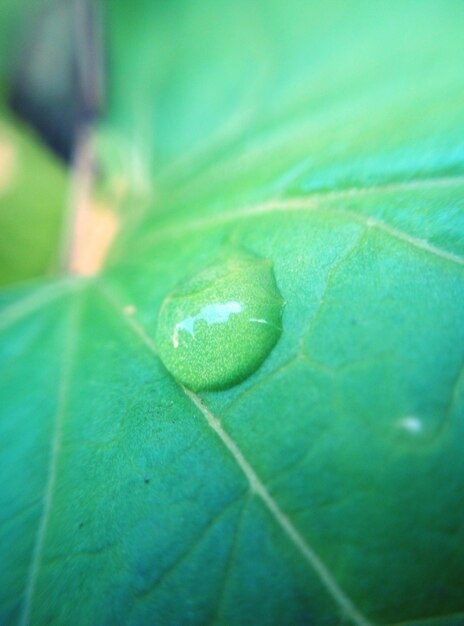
left=141, top=180, right=464, bottom=268
left=17, top=298, right=80, bottom=626
left=134, top=495, right=243, bottom=601
left=100, top=286, right=373, bottom=626
left=208, top=499, right=247, bottom=626
left=0, top=279, right=79, bottom=334
left=183, top=388, right=373, bottom=626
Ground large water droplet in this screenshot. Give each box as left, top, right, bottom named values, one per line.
left=155, top=254, right=283, bottom=391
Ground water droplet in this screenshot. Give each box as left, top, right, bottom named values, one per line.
left=397, top=416, right=424, bottom=435
left=397, top=415, right=424, bottom=437
left=155, top=254, right=283, bottom=391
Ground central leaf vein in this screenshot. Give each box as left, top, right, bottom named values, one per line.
left=100, top=285, right=374, bottom=626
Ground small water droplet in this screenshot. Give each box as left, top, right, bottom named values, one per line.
left=397, top=415, right=424, bottom=435
left=123, top=304, right=137, bottom=316
left=155, top=254, right=283, bottom=391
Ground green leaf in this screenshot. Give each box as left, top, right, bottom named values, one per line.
left=1, top=1, right=464, bottom=625
left=0, top=0, right=76, bottom=285
left=0, top=109, right=67, bottom=286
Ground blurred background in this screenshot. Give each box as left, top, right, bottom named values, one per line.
left=0, top=0, right=105, bottom=285
left=2, top=0, right=464, bottom=287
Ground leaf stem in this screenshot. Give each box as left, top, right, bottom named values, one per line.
left=59, top=123, right=95, bottom=275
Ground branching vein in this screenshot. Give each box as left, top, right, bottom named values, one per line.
left=18, top=298, right=80, bottom=626
left=0, top=279, right=79, bottom=334
left=100, top=284, right=373, bottom=626
left=184, top=389, right=372, bottom=626
left=140, top=182, right=464, bottom=268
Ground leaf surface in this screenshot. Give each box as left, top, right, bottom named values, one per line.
left=0, top=109, right=67, bottom=285
left=1, top=1, right=464, bottom=625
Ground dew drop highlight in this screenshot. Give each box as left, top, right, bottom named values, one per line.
left=155, top=254, right=283, bottom=391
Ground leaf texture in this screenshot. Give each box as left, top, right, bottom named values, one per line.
left=1, top=1, right=464, bottom=625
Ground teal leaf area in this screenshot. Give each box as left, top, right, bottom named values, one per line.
left=1, top=1, right=464, bottom=625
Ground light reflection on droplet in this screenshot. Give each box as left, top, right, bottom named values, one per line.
left=172, top=301, right=242, bottom=348
left=155, top=254, right=283, bottom=391
left=397, top=416, right=423, bottom=435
